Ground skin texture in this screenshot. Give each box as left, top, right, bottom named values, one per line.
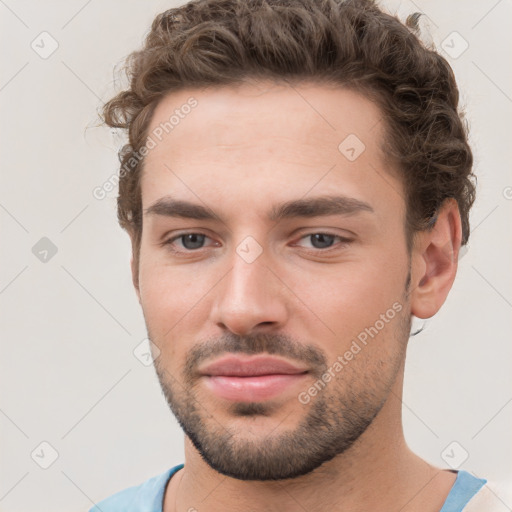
left=131, top=81, right=462, bottom=511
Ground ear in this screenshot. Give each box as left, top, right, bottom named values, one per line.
left=410, top=198, right=463, bottom=319
left=130, top=252, right=141, bottom=304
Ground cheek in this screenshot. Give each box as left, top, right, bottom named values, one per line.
left=137, top=255, right=223, bottom=351
left=287, top=251, right=408, bottom=350
left=138, top=268, right=209, bottom=372
left=141, top=271, right=195, bottom=313
left=138, top=256, right=188, bottom=323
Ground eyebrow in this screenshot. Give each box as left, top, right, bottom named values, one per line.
left=144, top=195, right=374, bottom=222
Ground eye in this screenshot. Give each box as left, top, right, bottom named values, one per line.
left=165, top=233, right=215, bottom=251
left=295, top=233, right=351, bottom=250
left=163, top=231, right=351, bottom=254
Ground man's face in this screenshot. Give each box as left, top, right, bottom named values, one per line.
left=136, top=81, right=413, bottom=480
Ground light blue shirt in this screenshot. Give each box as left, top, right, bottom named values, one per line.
left=89, top=464, right=486, bottom=512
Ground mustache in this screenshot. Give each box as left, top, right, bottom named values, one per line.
left=183, top=332, right=327, bottom=379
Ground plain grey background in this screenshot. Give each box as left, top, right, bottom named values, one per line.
left=1, top=1, right=511, bottom=511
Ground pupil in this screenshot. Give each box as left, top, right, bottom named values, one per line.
left=183, top=234, right=205, bottom=249
left=311, top=234, right=334, bottom=249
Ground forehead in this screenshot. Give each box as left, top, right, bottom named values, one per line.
left=140, top=80, right=404, bottom=223
left=146, top=80, right=386, bottom=159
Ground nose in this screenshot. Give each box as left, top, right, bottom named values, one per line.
left=209, top=249, right=288, bottom=336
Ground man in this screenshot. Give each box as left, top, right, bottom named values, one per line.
left=91, top=0, right=494, bottom=510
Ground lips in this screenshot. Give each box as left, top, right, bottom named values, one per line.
left=199, top=355, right=308, bottom=377
left=199, top=355, right=309, bottom=402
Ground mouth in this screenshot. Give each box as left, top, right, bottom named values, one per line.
left=199, top=355, right=309, bottom=402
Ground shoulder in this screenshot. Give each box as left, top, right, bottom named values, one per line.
left=88, top=464, right=184, bottom=512
left=463, top=474, right=512, bottom=512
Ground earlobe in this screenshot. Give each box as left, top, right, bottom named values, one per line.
left=410, top=198, right=462, bottom=319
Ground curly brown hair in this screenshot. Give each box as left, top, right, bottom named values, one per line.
left=102, top=0, right=475, bottom=272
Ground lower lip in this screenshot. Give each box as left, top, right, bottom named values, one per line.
left=203, top=374, right=308, bottom=401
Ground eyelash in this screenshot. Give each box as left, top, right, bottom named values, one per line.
left=162, top=231, right=353, bottom=255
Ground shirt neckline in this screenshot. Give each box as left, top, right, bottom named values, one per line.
left=158, top=466, right=486, bottom=512
left=439, top=469, right=487, bottom=512
left=157, top=463, right=185, bottom=512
